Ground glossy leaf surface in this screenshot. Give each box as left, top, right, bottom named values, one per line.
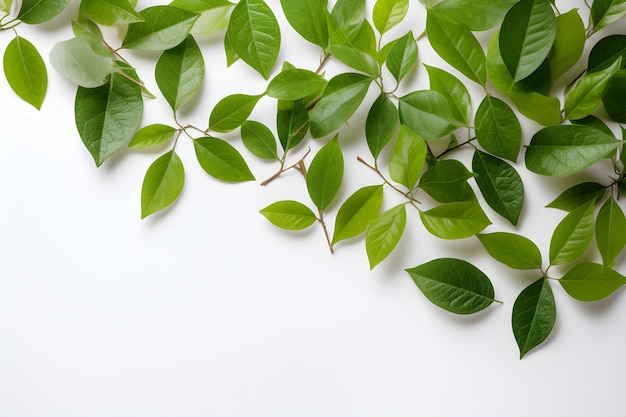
left=260, top=200, right=317, bottom=230
left=18, top=0, right=70, bottom=23
left=280, top=0, right=328, bottom=48
left=398, top=90, right=458, bottom=140
left=240, top=120, right=279, bottom=160
left=478, top=232, right=542, bottom=270
left=209, top=94, right=263, bottom=133
left=306, top=137, right=344, bottom=210
left=512, top=277, right=556, bottom=359
left=595, top=197, right=626, bottom=267
left=474, top=95, right=521, bottom=162
left=332, top=185, right=384, bottom=244
left=420, top=202, right=491, bottom=239
left=3, top=36, right=47, bottom=110
left=129, top=124, right=177, bottom=149
left=366, top=204, right=406, bottom=269
left=424, top=64, right=471, bottom=126
left=389, top=125, right=427, bottom=190
left=82, top=0, right=143, bottom=25
left=141, top=151, right=185, bottom=219
left=373, top=0, right=409, bottom=34
left=193, top=138, right=255, bottom=182
left=549, top=201, right=595, bottom=266
left=365, top=95, right=398, bottom=159
left=546, top=182, right=606, bottom=212
left=122, top=6, right=199, bottom=51
left=560, top=263, right=626, bottom=302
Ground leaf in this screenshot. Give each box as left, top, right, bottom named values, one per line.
left=277, top=100, right=309, bottom=151
left=280, top=0, right=328, bottom=49
left=549, top=201, right=595, bottom=266
left=309, top=73, right=372, bottom=138
left=431, top=0, right=517, bottom=31
left=170, top=0, right=234, bottom=34
left=591, top=0, right=626, bottom=32
left=225, top=0, right=280, bottom=79
left=154, top=34, right=204, bottom=113
left=406, top=258, right=495, bottom=315
left=571, top=115, right=615, bottom=137
left=420, top=202, right=491, bottom=240
left=366, top=204, right=406, bottom=269
left=596, top=197, right=626, bottom=267
left=0, top=0, right=12, bottom=13
left=332, top=185, right=384, bottom=245
left=389, top=125, right=427, bottom=190
left=418, top=159, right=476, bottom=203
left=546, top=182, right=606, bottom=212
left=587, top=34, right=626, bottom=73
left=3, top=36, right=47, bottom=110
left=266, top=69, right=328, bottom=101
left=424, top=64, right=471, bottom=125
left=365, top=95, right=398, bottom=159
left=329, top=0, right=366, bottom=43
left=193, top=137, right=255, bottom=182
left=499, top=0, right=556, bottom=82
left=71, top=18, right=104, bottom=40
left=385, top=31, right=418, bottom=84
left=129, top=124, right=177, bottom=149
left=602, top=69, right=626, bottom=123
left=209, top=93, right=263, bottom=133
left=260, top=200, right=317, bottom=230
left=525, top=125, right=621, bottom=177
left=240, top=120, right=279, bottom=160
left=373, top=0, right=409, bottom=34
left=82, top=0, right=143, bottom=25
left=141, top=151, right=185, bottom=219
left=17, top=0, right=70, bottom=24
left=560, top=263, right=626, bottom=302
left=512, top=277, right=556, bottom=359
left=50, top=36, right=115, bottom=88
left=306, top=136, right=344, bottom=211
left=474, top=95, right=521, bottom=162
left=75, top=71, right=143, bottom=166
left=122, top=6, right=199, bottom=51
left=565, top=58, right=621, bottom=121
left=472, top=150, right=524, bottom=226
left=426, top=9, right=486, bottom=85
left=549, top=9, right=585, bottom=81
left=398, top=90, right=459, bottom=140
left=477, top=232, right=542, bottom=270
left=329, top=43, right=379, bottom=77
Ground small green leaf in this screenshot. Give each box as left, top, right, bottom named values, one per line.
left=546, top=182, right=606, bottom=212
left=240, top=120, right=279, bottom=160
left=424, top=64, right=471, bottom=126
left=366, top=204, right=406, bottom=269
left=82, top=0, right=143, bottom=25
left=193, top=137, right=255, bottom=182
left=280, top=0, right=328, bottom=49
left=420, top=202, right=491, bottom=240
left=332, top=185, right=384, bottom=245
left=141, top=150, right=185, bottom=219
left=277, top=100, right=309, bottom=151
left=122, top=6, right=199, bottom=51
left=565, top=58, right=621, bottom=121
left=373, top=0, right=408, bottom=34
left=549, top=9, right=585, bottom=81
left=512, top=277, right=556, bottom=359
left=419, top=159, right=476, bottom=203
left=398, top=90, right=459, bottom=140
left=389, top=125, right=427, bottom=190
left=603, top=70, right=626, bottom=123
left=50, top=35, right=115, bottom=88
left=306, top=136, right=344, bottom=211
left=385, top=31, right=418, bottom=84
left=596, top=197, right=626, bottom=267
left=549, top=201, right=595, bottom=266
left=260, top=200, right=317, bottom=230
left=266, top=69, right=328, bottom=101
left=129, top=124, right=177, bottom=149
left=3, top=36, right=47, bottom=110
left=406, top=258, right=495, bottom=315
left=18, top=0, right=70, bottom=23
left=591, top=0, right=626, bottom=32
left=474, top=95, right=521, bottom=162
left=365, top=95, right=398, bottom=159
left=477, top=232, right=542, bottom=270
left=560, top=263, right=626, bottom=302
left=209, top=93, right=263, bottom=133
left=587, top=35, right=626, bottom=73
left=431, top=0, right=517, bottom=31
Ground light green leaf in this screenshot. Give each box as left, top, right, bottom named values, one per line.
left=512, top=277, right=556, bottom=359
left=565, top=58, right=621, bottom=121
left=82, top=0, right=143, bottom=25
left=71, top=18, right=104, bottom=40
left=406, top=258, right=495, bottom=315
left=546, top=182, right=606, bottom=212
left=209, top=93, right=263, bottom=133
left=18, top=0, right=70, bottom=23
left=560, top=263, right=626, bottom=302
left=50, top=36, right=115, bottom=88
left=3, top=36, right=47, bottom=110
left=431, top=0, right=517, bottom=31
left=141, top=150, right=185, bottom=219
left=386, top=31, right=418, bottom=84
left=591, top=0, right=626, bottom=32
left=424, top=64, right=471, bottom=126
left=266, top=69, right=328, bottom=101
left=366, top=204, right=406, bottom=269
left=240, top=120, right=279, bottom=160
left=122, top=6, right=199, bottom=51
left=329, top=0, right=365, bottom=43
left=549, top=9, right=585, bottom=81
left=596, top=197, right=626, bottom=267
left=260, top=200, right=317, bottom=230
left=477, top=232, right=542, bottom=270
left=389, top=125, right=427, bottom=190
left=329, top=43, right=379, bottom=77
left=170, top=0, right=234, bottom=34
left=306, top=136, right=344, bottom=211
left=420, top=202, right=491, bottom=239
left=373, top=0, right=409, bottom=34
left=129, top=124, right=177, bottom=149
left=280, top=0, right=328, bottom=49
left=418, top=159, right=475, bottom=203
left=332, top=185, right=384, bottom=245
left=0, top=0, right=12, bottom=13
left=398, top=90, right=459, bottom=140
left=365, top=95, right=398, bottom=159
left=549, top=201, right=595, bottom=266
left=193, top=137, right=255, bottom=182
left=474, top=95, right=521, bottom=162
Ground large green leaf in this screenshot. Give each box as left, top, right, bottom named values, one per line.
left=82, top=0, right=143, bottom=25
left=565, top=58, right=621, bottom=121
left=406, top=258, right=495, bottom=315
left=266, top=69, right=328, bottom=101
left=75, top=71, right=143, bottom=166
left=141, top=150, right=185, bottom=219
left=499, top=0, right=556, bottom=82
left=169, top=0, right=234, bottom=34
left=389, top=125, right=427, bottom=190
left=332, top=185, right=384, bottom=245
left=546, top=182, right=606, bottom=212
left=424, top=64, right=471, bottom=126
left=548, top=9, right=585, bottom=81
left=366, top=204, right=406, bottom=269
left=477, top=232, right=542, bottom=270
left=373, top=0, right=409, bottom=34
left=596, top=197, right=626, bottom=267
left=385, top=31, right=418, bottom=83
left=260, top=200, right=317, bottom=230
left=3, top=36, right=47, bottom=110
left=365, top=95, right=398, bottom=159
left=512, top=277, right=556, bottom=359
left=525, top=125, right=621, bottom=177
left=418, top=159, right=475, bottom=203
left=474, top=95, right=521, bottom=162
left=50, top=35, right=115, bottom=88
left=240, top=120, right=279, bottom=160
left=193, top=137, right=255, bottom=182
left=280, top=0, right=328, bottom=49
left=122, top=6, right=199, bottom=51
left=549, top=201, right=595, bottom=266
left=306, top=136, right=344, bottom=210
left=209, top=93, right=263, bottom=133
left=431, top=0, right=516, bottom=30
left=17, top=0, right=70, bottom=23
left=398, top=90, right=459, bottom=140
left=591, top=0, right=626, bottom=32
left=329, top=0, right=366, bottom=43
left=420, top=202, right=491, bottom=239
left=225, top=0, right=280, bottom=79
left=560, top=263, right=626, bottom=302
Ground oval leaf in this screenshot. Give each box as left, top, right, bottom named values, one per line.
left=373, top=0, right=409, bottom=34
left=424, top=64, right=471, bottom=126
left=240, top=120, right=279, bottom=160
left=17, top=0, right=70, bottom=24
left=332, top=185, right=384, bottom=245
left=129, top=124, right=177, bottom=149
left=266, top=69, right=328, bottom=101
left=280, top=0, right=328, bottom=49
left=306, top=136, right=344, bottom=211
left=365, top=94, right=399, bottom=159
left=209, top=93, right=263, bottom=133
left=546, top=182, right=606, bottom=212
left=122, top=6, right=199, bottom=51
left=3, top=36, right=47, bottom=109
left=193, top=137, right=255, bottom=182
left=549, top=201, right=595, bottom=266
left=141, top=150, right=185, bottom=219
left=560, top=262, right=626, bottom=302
left=260, top=200, right=317, bottom=230
left=82, top=0, right=144, bottom=26
left=398, top=90, right=459, bottom=140
left=477, top=232, right=542, bottom=270
left=420, top=202, right=491, bottom=240
left=389, top=125, right=427, bottom=191
left=512, top=277, right=556, bottom=359
left=596, top=197, right=626, bottom=267
left=366, top=204, right=406, bottom=269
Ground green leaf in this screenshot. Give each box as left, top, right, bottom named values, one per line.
left=596, top=197, right=626, bottom=267
left=385, top=31, right=418, bottom=84
left=240, top=120, right=278, bottom=160
left=426, top=10, right=486, bottom=85
left=591, top=0, right=626, bottom=32
left=602, top=69, right=626, bottom=123
left=50, top=36, right=115, bottom=88
left=332, top=185, right=384, bottom=245
left=225, top=0, right=280, bottom=79
left=122, top=6, right=199, bottom=51
left=424, top=64, right=471, bottom=126
left=365, top=95, right=398, bottom=159
left=419, top=159, right=476, bottom=203
left=75, top=71, right=143, bottom=166
left=329, top=0, right=365, bottom=43
left=71, top=18, right=104, bottom=40
left=280, top=0, right=328, bottom=49
left=306, top=136, right=344, bottom=210
left=277, top=99, right=309, bottom=151
left=129, top=124, right=177, bottom=149
left=141, top=150, right=185, bottom=219
left=420, top=202, right=491, bottom=239
left=512, top=277, right=556, bottom=359
left=3, top=36, right=47, bottom=110
left=546, top=182, right=606, bottom=212
left=266, top=69, right=328, bottom=101
left=571, top=115, right=615, bottom=137
left=223, top=30, right=239, bottom=66
left=193, top=137, right=255, bottom=182
left=472, top=150, right=524, bottom=226
left=499, top=0, right=556, bottom=82
left=431, top=0, right=517, bottom=31
left=560, top=263, right=626, bottom=302
left=398, top=90, right=459, bottom=140
left=209, top=93, right=263, bottom=133
left=406, top=258, right=495, bottom=315
left=474, top=95, right=521, bottom=162
left=329, top=43, right=379, bottom=77
left=366, top=204, right=406, bottom=269
left=17, top=0, right=70, bottom=24
left=389, top=125, right=427, bottom=190
left=565, top=58, right=621, bottom=121
left=525, top=125, right=621, bottom=177
left=260, top=200, right=317, bottom=230
left=373, top=0, right=409, bottom=34
left=309, top=73, right=372, bottom=138
left=549, top=9, right=585, bottom=81
left=477, top=232, right=542, bottom=270
left=549, top=201, right=595, bottom=266
left=0, top=0, right=12, bottom=13
left=82, top=0, right=143, bottom=25
left=588, top=35, right=626, bottom=73
left=170, top=0, right=234, bottom=34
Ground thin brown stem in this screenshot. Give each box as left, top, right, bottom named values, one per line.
left=317, top=209, right=334, bottom=254
left=357, top=156, right=417, bottom=202
left=261, top=147, right=311, bottom=185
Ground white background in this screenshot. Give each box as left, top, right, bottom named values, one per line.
left=1, top=0, right=626, bottom=416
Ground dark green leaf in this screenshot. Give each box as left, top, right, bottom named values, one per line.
left=420, top=201, right=491, bottom=239
left=240, top=120, right=279, bottom=160
left=549, top=201, right=595, bottom=266
left=424, top=64, right=471, bottom=126
left=3, top=36, right=47, bottom=110
left=260, top=200, right=317, bottom=230
left=477, top=232, right=542, bottom=270
left=419, top=159, right=476, bottom=203
left=141, top=150, right=185, bottom=219
left=373, top=0, right=409, bottom=34
left=209, top=93, right=263, bottom=133
left=122, top=6, right=199, bottom=51
left=18, top=0, right=70, bottom=23
left=365, top=95, right=398, bottom=159
left=588, top=34, right=626, bottom=73
left=398, top=90, right=459, bottom=140
left=546, top=182, right=606, bottom=211
left=280, top=0, right=328, bottom=48
left=366, top=204, right=406, bottom=269
left=193, top=137, right=255, bottom=182
left=389, top=125, right=427, bottom=190
left=560, top=263, right=626, bottom=302
left=386, top=31, right=418, bottom=83
left=129, top=124, right=177, bottom=149
left=512, top=277, right=556, bottom=359
left=596, top=197, right=626, bottom=267
left=306, top=136, right=344, bottom=210
left=603, top=70, right=626, bottom=123
left=474, top=95, right=521, bottom=162
left=332, top=185, right=384, bottom=244
left=591, top=0, right=626, bottom=32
